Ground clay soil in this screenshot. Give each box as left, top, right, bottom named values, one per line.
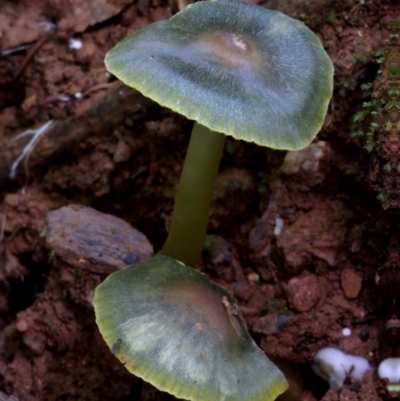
left=0, top=0, right=398, bottom=400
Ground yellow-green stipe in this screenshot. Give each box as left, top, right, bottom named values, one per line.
left=94, top=255, right=288, bottom=401
left=161, top=123, right=225, bottom=266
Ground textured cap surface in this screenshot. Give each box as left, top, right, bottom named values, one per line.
left=94, top=255, right=288, bottom=401
left=105, top=0, right=333, bottom=150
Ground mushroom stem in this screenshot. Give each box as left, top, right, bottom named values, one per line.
left=160, top=122, right=226, bottom=266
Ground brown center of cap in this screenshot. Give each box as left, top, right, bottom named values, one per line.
left=163, top=278, right=244, bottom=341
left=195, top=32, right=262, bottom=71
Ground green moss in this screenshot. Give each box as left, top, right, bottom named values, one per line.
left=344, top=165, right=358, bottom=175
left=203, top=235, right=220, bottom=251
left=75, top=267, right=83, bottom=280
left=325, top=10, right=336, bottom=25
left=377, top=190, right=388, bottom=203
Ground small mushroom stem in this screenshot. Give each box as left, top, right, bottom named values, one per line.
left=160, top=122, right=225, bottom=266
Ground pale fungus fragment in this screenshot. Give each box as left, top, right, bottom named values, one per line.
left=378, top=358, right=400, bottom=393
left=313, top=347, right=371, bottom=389
left=341, top=327, right=352, bottom=337
left=68, top=38, right=83, bottom=51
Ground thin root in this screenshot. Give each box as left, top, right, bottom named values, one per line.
left=10, top=120, right=54, bottom=181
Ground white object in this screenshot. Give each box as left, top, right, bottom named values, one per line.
left=313, top=347, right=371, bottom=389
left=342, top=327, right=351, bottom=337
left=247, top=273, right=259, bottom=283
left=273, top=216, right=284, bottom=236
left=378, top=358, right=400, bottom=383
left=281, top=141, right=326, bottom=175
left=10, top=120, right=54, bottom=180
left=68, top=38, right=83, bottom=51
left=39, top=21, right=56, bottom=33
left=1, top=44, right=31, bottom=56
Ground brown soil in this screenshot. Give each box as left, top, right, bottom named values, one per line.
left=0, top=0, right=398, bottom=400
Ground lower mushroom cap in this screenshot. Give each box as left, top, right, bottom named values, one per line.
left=94, top=255, right=288, bottom=401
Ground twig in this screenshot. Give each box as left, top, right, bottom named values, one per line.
left=0, top=83, right=162, bottom=190
left=13, top=33, right=52, bottom=80
left=82, top=82, right=113, bottom=97
left=1, top=44, right=32, bottom=57
left=10, top=120, right=54, bottom=180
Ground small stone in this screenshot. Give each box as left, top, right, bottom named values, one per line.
left=280, top=141, right=332, bottom=186
left=341, top=268, right=362, bottom=299
left=45, top=205, right=153, bottom=274
left=253, top=314, right=279, bottom=335
left=21, top=94, right=37, bottom=112
left=281, top=142, right=326, bottom=174
left=247, top=273, right=259, bottom=283
left=284, top=273, right=321, bottom=313
left=15, top=318, right=28, bottom=332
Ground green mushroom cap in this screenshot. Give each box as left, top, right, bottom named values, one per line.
left=94, top=255, right=288, bottom=401
left=105, top=0, right=333, bottom=150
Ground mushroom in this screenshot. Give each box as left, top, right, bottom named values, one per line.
left=378, top=358, right=400, bottom=394
left=104, top=0, right=334, bottom=267
left=94, top=0, right=333, bottom=400
left=95, top=255, right=288, bottom=401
